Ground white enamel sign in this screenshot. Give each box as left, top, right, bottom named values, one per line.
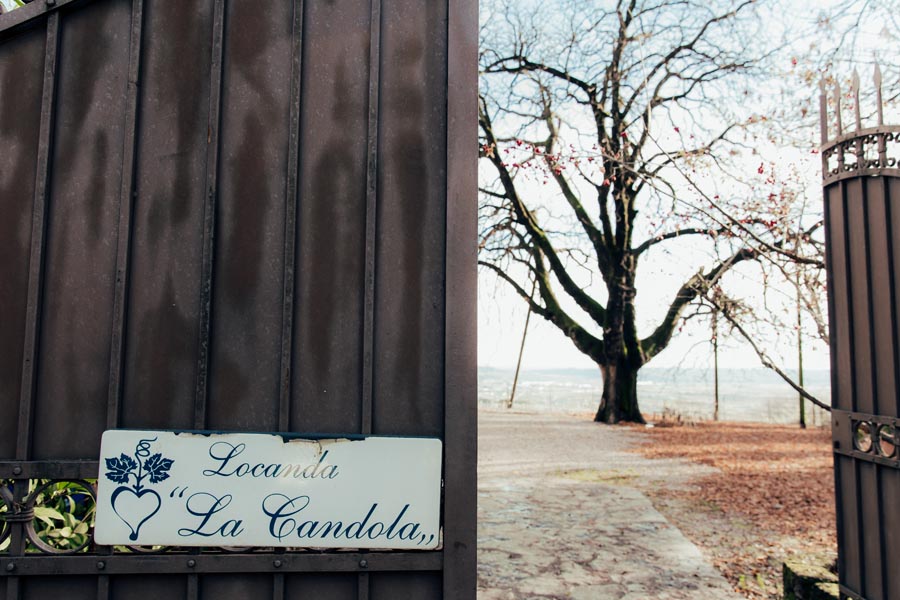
left=94, top=430, right=442, bottom=549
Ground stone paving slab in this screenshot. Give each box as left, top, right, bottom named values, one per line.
left=478, top=410, right=742, bottom=599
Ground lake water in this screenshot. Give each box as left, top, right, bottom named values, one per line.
left=479, top=366, right=832, bottom=424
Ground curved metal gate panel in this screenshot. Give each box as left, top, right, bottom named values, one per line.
left=0, top=0, right=477, bottom=598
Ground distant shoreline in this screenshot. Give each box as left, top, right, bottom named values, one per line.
left=478, top=405, right=832, bottom=427
left=478, top=366, right=831, bottom=425
left=478, top=364, right=830, bottom=381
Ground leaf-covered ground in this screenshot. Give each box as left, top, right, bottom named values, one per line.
left=630, top=421, right=836, bottom=600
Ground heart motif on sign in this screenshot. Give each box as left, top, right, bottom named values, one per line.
left=110, top=487, right=162, bottom=541
left=102, top=437, right=174, bottom=542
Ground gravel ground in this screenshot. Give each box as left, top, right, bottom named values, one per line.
left=477, top=410, right=742, bottom=599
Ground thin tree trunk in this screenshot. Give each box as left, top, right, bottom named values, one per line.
left=797, top=276, right=806, bottom=429
left=595, top=361, right=645, bottom=424
left=713, top=310, right=719, bottom=422
left=507, top=288, right=535, bottom=409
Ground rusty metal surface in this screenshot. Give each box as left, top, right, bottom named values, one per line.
left=0, top=21, right=44, bottom=460
left=0, top=0, right=476, bottom=597
left=33, top=0, right=130, bottom=460
left=442, top=0, right=478, bottom=595
left=293, top=0, right=371, bottom=435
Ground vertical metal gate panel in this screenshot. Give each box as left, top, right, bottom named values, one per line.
left=822, top=79, right=900, bottom=600
left=294, top=0, right=370, bottom=434
left=0, top=0, right=477, bottom=597
left=0, top=22, right=44, bottom=461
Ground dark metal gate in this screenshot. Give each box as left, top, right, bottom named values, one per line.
left=822, top=71, right=900, bottom=600
left=0, top=0, right=476, bottom=597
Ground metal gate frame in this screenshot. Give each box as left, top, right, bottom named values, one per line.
left=822, top=71, right=900, bottom=600
left=0, top=0, right=477, bottom=597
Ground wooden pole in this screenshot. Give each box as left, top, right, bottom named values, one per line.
left=508, top=282, right=536, bottom=409
left=798, top=276, right=806, bottom=429
left=713, top=309, right=719, bottom=421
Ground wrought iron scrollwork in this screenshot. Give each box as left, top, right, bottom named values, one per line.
left=24, top=479, right=96, bottom=554
left=0, top=478, right=282, bottom=556
left=819, top=65, right=900, bottom=183
left=0, top=481, right=12, bottom=550
left=822, top=127, right=900, bottom=182
left=834, top=411, right=900, bottom=469
left=854, top=419, right=898, bottom=459
left=0, top=479, right=98, bottom=555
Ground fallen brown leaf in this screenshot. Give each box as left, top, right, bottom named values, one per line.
left=629, top=421, right=836, bottom=600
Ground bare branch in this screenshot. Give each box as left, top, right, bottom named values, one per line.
left=480, top=97, right=609, bottom=324
left=641, top=247, right=758, bottom=360
left=711, top=294, right=830, bottom=411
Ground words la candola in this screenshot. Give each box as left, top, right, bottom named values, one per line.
left=180, top=491, right=436, bottom=546
left=170, top=440, right=436, bottom=546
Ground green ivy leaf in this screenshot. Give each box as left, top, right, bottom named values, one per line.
left=33, top=506, right=64, bottom=525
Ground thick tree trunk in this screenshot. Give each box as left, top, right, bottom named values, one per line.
left=594, top=361, right=644, bottom=424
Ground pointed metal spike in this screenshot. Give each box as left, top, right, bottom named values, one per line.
left=819, top=78, right=829, bottom=144
left=851, top=69, right=860, bottom=92
left=834, top=80, right=843, bottom=135
left=875, top=62, right=884, bottom=126
left=851, top=70, right=862, bottom=130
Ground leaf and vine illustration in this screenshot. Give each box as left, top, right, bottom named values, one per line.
left=105, top=439, right=173, bottom=491
left=104, top=437, right=174, bottom=541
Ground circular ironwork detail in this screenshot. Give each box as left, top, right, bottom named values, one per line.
left=123, top=545, right=171, bottom=553
left=876, top=424, right=897, bottom=458
left=25, top=479, right=96, bottom=555
left=0, top=482, right=12, bottom=549
left=854, top=421, right=874, bottom=453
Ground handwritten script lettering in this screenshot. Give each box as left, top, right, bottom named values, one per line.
left=203, top=442, right=339, bottom=480
left=96, top=430, right=441, bottom=549
left=261, top=495, right=434, bottom=546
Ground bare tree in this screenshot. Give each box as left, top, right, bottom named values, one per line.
left=712, top=0, right=900, bottom=409
left=478, top=0, right=816, bottom=423
left=702, top=187, right=829, bottom=412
